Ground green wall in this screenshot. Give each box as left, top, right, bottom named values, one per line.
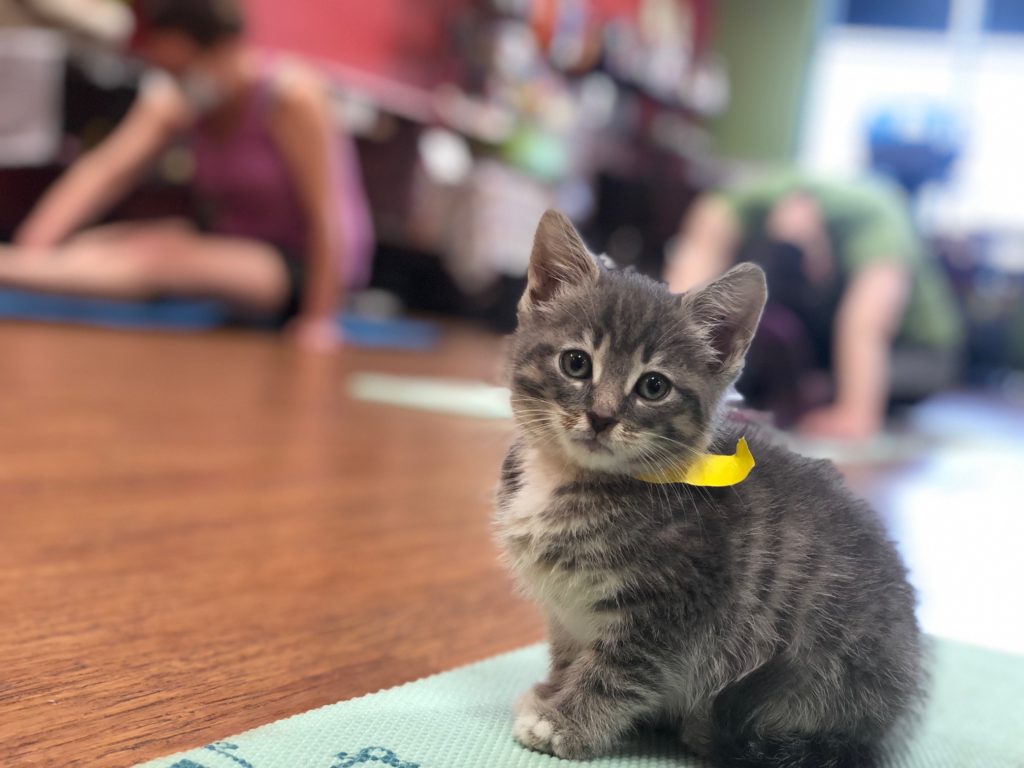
left=709, top=0, right=823, bottom=163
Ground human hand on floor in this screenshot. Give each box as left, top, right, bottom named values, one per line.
left=798, top=404, right=879, bottom=442
left=289, top=316, right=343, bottom=352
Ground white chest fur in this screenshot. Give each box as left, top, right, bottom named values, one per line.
left=499, top=449, right=621, bottom=645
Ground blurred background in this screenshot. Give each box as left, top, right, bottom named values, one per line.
left=2, top=1, right=1023, bottom=763
left=4, top=0, right=1024, bottom=382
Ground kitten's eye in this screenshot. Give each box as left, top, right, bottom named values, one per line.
left=559, top=349, right=592, bottom=379
left=635, top=372, right=671, bottom=401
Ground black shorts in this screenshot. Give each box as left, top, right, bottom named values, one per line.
left=270, top=247, right=305, bottom=328
left=194, top=214, right=305, bottom=329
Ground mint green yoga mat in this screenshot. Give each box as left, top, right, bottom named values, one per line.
left=137, top=638, right=1023, bottom=768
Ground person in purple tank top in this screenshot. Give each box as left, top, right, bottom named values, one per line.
left=0, top=0, right=372, bottom=350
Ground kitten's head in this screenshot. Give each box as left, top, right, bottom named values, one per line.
left=507, top=210, right=766, bottom=474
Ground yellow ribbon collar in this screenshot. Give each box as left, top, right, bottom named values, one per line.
left=637, top=437, right=755, bottom=487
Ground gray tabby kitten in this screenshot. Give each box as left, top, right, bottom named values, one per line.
left=494, top=211, right=924, bottom=767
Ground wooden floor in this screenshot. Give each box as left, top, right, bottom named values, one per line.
left=0, top=322, right=538, bottom=768
left=3, top=321, right=1022, bottom=767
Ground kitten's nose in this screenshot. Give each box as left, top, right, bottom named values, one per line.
left=587, top=410, right=618, bottom=435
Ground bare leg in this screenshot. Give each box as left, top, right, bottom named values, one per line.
left=0, top=222, right=289, bottom=315
left=666, top=194, right=739, bottom=292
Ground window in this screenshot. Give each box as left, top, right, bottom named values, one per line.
left=985, top=0, right=1024, bottom=33
left=841, top=0, right=951, bottom=31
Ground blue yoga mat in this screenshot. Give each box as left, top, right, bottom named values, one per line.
left=0, top=288, right=226, bottom=331
left=0, top=289, right=439, bottom=350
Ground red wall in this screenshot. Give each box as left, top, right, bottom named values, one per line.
left=243, top=0, right=713, bottom=89
left=244, top=0, right=465, bottom=88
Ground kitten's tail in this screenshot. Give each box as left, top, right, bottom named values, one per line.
left=711, top=731, right=878, bottom=768
left=710, top=654, right=881, bottom=768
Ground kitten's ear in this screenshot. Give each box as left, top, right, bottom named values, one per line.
left=681, top=263, right=767, bottom=376
left=520, top=210, right=600, bottom=313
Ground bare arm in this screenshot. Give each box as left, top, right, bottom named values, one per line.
left=802, top=261, right=909, bottom=439
left=665, top=194, right=739, bottom=292
left=269, top=66, right=344, bottom=334
left=15, top=79, right=186, bottom=248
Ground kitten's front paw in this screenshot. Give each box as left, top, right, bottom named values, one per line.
left=512, top=689, right=594, bottom=760
left=513, top=686, right=554, bottom=754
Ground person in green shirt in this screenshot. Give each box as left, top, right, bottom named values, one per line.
left=666, top=171, right=963, bottom=441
